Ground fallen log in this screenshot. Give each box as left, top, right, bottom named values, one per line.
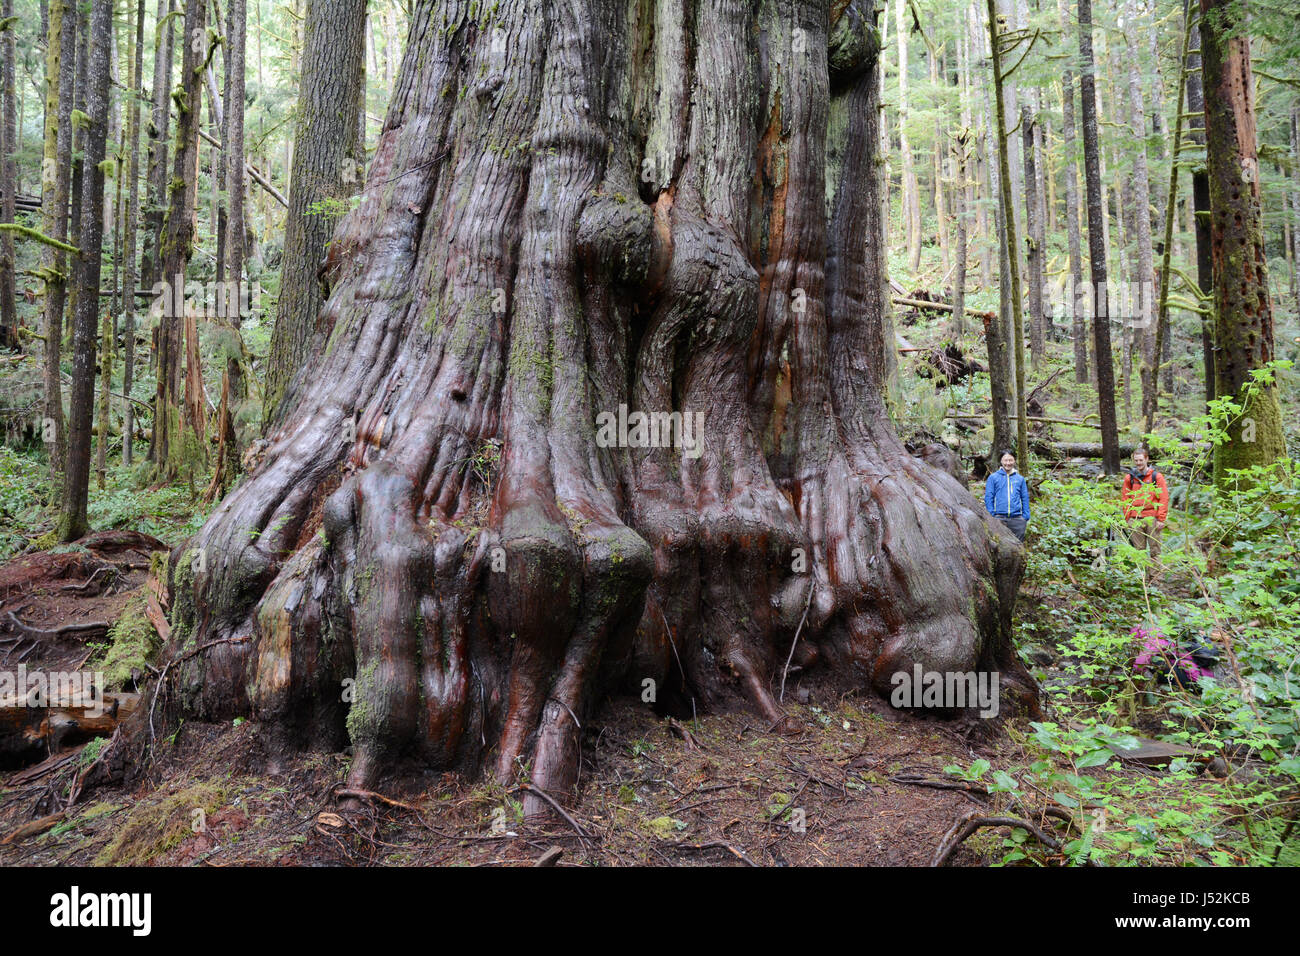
left=0, top=691, right=141, bottom=753
left=947, top=412, right=1104, bottom=429
left=1031, top=440, right=1138, bottom=459
left=893, top=296, right=997, bottom=322
left=77, top=529, right=169, bottom=554
left=197, top=126, right=289, bottom=208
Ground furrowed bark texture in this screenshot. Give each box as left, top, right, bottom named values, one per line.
left=168, top=0, right=1026, bottom=812
left=262, top=0, right=367, bottom=427
left=59, top=0, right=113, bottom=542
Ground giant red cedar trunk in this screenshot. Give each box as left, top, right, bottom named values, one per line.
left=168, top=0, right=1027, bottom=812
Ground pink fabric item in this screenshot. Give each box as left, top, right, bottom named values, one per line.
left=1132, top=625, right=1212, bottom=682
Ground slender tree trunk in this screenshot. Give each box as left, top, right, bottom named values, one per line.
left=166, top=0, right=1029, bottom=813
left=1124, top=0, right=1156, bottom=434
left=140, top=0, right=175, bottom=292
left=1184, top=11, right=1214, bottom=408
left=1290, top=106, right=1300, bottom=330
left=930, top=46, right=948, bottom=278
left=95, top=302, right=112, bottom=487
left=208, top=0, right=248, bottom=495
left=123, top=0, right=145, bottom=466
left=40, top=0, right=75, bottom=491
left=1119, top=178, right=1132, bottom=421
left=986, top=0, right=1028, bottom=466
left=1022, top=102, right=1045, bottom=366
left=896, top=0, right=920, bottom=274
left=67, top=0, right=89, bottom=344
left=1199, top=0, right=1285, bottom=482
left=1059, top=0, right=1087, bottom=383
left=262, top=0, right=366, bottom=426
left=1078, top=0, right=1120, bottom=473
left=149, top=0, right=206, bottom=477
left=971, top=4, right=991, bottom=290
left=99, top=114, right=125, bottom=490
left=59, top=0, right=113, bottom=542
left=975, top=0, right=1014, bottom=464
left=1146, top=4, right=1193, bottom=435
left=952, top=44, right=970, bottom=339
left=0, top=0, right=18, bottom=351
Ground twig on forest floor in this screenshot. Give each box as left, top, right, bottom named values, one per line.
left=670, top=840, right=759, bottom=866
left=533, top=846, right=564, bottom=867
left=514, top=783, right=593, bottom=851
left=60, top=564, right=116, bottom=594
left=4, top=611, right=110, bottom=642
left=930, top=808, right=1063, bottom=867
left=334, top=787, right=423, bottom=813
left=667, top=717, right=703, bottom=751
left=890, top=773, right=990, bottom=797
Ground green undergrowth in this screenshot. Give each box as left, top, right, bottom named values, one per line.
left=948, top=386, right=1300, bottom=865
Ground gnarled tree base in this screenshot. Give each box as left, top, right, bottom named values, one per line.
left=158, top=0, right=1033, bottom=818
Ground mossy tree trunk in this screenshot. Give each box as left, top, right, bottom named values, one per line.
left=123, top=0, right=146, bottom=466
left=167, top=0, right=1029, bottom=815
left=1184, top=9, right=1215, bottom=410
left=139, top=0, right=175, bottom=294
left=148, top=0, right=207, bottom=480
left=985, top=0, right=1028, bottom=467
left=58, top=0, right=113, bottom=543
left=0, top=0, right=18, bottom=352
left=40, top=0, right=75, bottom=493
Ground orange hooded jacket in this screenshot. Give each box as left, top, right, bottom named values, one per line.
left=1122, top=467, right=1169, bottom=521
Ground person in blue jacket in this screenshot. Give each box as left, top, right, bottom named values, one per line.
left=984, top=450, right=1030, bottom=541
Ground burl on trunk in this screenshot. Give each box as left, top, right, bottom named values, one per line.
left=164, top=0, right=1027, bottom=815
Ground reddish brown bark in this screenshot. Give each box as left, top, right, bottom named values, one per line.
left=163, top=0, right=1029, bottom=814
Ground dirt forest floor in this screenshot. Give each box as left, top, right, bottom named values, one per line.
left=2, top=695, right=1023, bottom=867
left=0, top=532, right=1179, bottom=868
left=0, top=534, right=1039, bottom=866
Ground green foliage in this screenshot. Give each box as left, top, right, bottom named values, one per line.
left=973, top=379, right=1300, bottom=866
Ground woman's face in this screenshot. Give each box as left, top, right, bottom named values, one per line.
left=1001, top=454, right=1015, bottom=472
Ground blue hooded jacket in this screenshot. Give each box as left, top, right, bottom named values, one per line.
left=985, top=468, right=1030, bottom=521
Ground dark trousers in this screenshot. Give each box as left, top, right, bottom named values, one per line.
left=993, top=514, right=1027, bottom=541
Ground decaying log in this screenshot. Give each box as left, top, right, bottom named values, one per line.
left=1031, top=440, right=1138, bottom=459
left=893, top=295, right=997, bottom=322
left=0, top=691, right=141, bottom=751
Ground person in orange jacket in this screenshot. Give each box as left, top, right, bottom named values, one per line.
left=1121, top=448, right=1169, bottom=584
